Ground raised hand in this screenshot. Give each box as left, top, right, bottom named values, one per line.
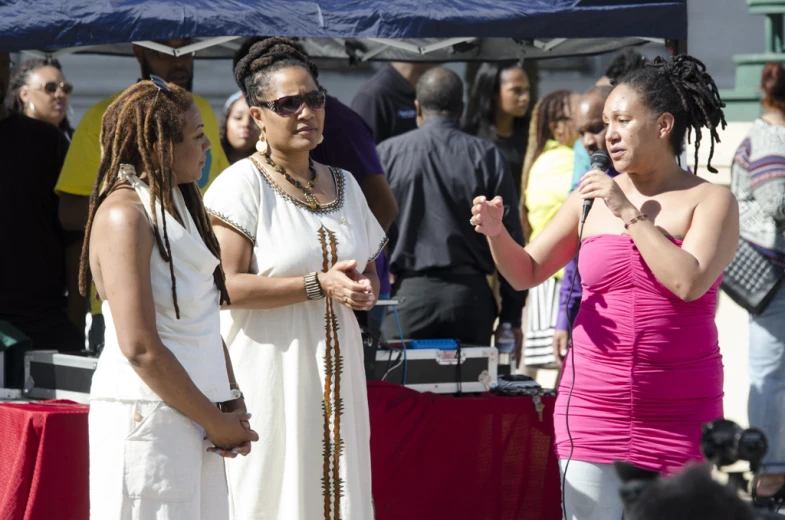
left=471, top=196, right=505, bottom=237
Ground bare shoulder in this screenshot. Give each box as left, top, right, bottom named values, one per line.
left=693, top=180, right=738, bottom=213
left=92, top=189, right=153, bottom=245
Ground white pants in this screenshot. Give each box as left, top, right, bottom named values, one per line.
left=89, top=399, right=228, bottom=520
left=559, top=459, right=624, bottom=520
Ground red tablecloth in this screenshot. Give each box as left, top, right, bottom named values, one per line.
left=368, top=382, right=561, bottom=520
left=0, top=401, right=90, bottom=520
left=0, top=387, right=560, bottom=520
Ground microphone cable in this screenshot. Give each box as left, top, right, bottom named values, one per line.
left=560, top=209, right=589, bottom=520
left=560, top=151, right=609, bottom=519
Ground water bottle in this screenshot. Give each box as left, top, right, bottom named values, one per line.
left=496, top=322, right=516, bottom=366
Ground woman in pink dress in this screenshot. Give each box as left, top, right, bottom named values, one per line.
left=472, top=54, right=739, bottom=519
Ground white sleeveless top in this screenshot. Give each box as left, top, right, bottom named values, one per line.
left=90, top=165, right=232, bottom=403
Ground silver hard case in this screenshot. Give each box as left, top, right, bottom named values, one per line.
left=375, top=346, right=498, bottom=393
left=23, top=351, right=97, bottom=403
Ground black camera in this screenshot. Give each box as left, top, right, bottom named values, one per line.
left=700, top=419, right=768, bottom=472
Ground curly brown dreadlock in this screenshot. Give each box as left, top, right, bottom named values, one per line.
left=617, top=54, right=727, bottom=174
left=79, top=81, right=230, bottom=318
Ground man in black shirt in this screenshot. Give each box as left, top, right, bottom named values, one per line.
left=351, top=62, right=436, bottom=144
left=378, top=67, right=527, bottom=346
left=0, top=51, right=83, bottom=388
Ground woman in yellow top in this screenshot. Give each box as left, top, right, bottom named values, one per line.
left=520, top=90, right=579, bottom=368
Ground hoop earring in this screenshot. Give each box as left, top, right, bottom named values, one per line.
left=256, top=136, right=268, bottom=155
left=27, top=102, right=36, bottom=117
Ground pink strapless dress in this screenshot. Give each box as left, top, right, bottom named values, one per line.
left=554, top=234, right=724, bottom=474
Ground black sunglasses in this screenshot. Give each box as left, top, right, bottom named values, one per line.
left=40, top=81, right=73, bottom=95
left=262, top=90, right=327, bottom=116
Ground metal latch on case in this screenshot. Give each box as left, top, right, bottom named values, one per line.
left=435, top=349, right=467, bottom=365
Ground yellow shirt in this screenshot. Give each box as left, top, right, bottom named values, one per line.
left=55, top=91, right=229, bottom=196
left=524, top=140, right=574, bottom=278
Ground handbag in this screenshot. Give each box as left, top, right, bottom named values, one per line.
left=720, top=237, right=784, bottom=315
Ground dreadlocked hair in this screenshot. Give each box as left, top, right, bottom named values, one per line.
left=618, top=54, right=727, bottom=174
left=79, top=81, right=230, bottom=319
left=233, top=36, right=320, bottom=107
left=605, top=49, right=648, bottom=86
left=9, top=57, right=73, bottom=135
left=520, top=90, right=574, bottom=196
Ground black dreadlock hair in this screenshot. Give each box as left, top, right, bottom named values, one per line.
left=233, top=37, right=320, bottom=108
left=605, top=48, right=649, bottom=86
left=618, top=54, right=727, bottom=174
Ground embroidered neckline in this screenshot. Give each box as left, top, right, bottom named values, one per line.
left=249, top=156, right=345, bottom=215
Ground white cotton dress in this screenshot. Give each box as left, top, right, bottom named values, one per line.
left=204, top=158, right=386, bottom=520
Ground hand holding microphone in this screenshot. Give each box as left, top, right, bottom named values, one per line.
left=578, top=151, right=634, bottom=221
left=579, top=151, right=611, bottom=223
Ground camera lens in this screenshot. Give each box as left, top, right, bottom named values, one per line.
left=701, top=420, right=769, bottom=471
left=701, top=419, right=741, bottom=467
left=738, top=427, right=768, bottom=470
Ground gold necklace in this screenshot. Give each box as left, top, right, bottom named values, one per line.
left=261, top=152, right=320, bottom=210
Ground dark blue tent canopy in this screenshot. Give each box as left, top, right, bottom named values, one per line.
left=0, top=0, right=686, bottom=60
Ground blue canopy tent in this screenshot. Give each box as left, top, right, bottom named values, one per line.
left=0, top=0, right=686, bottom=61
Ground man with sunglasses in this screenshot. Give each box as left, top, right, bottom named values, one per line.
left=0, top=51, right=84, bottom=388
left=54, top=39, right=229, bottom=351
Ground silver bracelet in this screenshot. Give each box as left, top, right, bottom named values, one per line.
left=304, top=272, right=324, bottom=300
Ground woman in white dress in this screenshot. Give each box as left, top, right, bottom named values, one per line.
left=204, top=38, right=386, bottom=520
left=82, top=79, right=258, bottom=519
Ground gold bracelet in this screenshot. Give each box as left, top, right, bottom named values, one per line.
left=624, top=213, right=648, bottom=229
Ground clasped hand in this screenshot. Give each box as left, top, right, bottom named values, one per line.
left=205, top=399, right=257, bottom=458
left=318, top=259, right=375, bottom=311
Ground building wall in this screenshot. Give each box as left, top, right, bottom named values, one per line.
left=687, top=0, right=764, bottom=90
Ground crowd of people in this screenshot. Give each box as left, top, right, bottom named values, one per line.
left=1, top=36, right=784, bottom=519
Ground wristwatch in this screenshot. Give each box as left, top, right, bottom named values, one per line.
left=230, top=385, right=243, bottom=400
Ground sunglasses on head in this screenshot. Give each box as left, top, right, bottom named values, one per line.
left=150, top=74, right=171, bottom=106
left=262, top=89, right=327, bottom=116
left=40, top=81, right=73, bottom=95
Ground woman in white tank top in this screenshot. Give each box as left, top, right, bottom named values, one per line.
left=80, top=79, right=258, bottom=520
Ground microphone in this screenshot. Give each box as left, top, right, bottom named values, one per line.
left=580, top=150, right=611, bottom=224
